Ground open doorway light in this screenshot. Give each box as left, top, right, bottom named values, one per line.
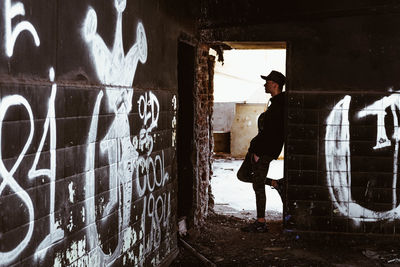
left=210, top=47, right=286, bottom=220
left=213, top=49, right=286, bottom=103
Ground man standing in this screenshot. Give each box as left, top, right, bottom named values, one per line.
left=238, top=70, right=286, bottom=233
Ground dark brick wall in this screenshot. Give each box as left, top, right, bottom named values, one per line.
left=201, top=1, right=400, bottom=237
left=192, top=45, right=215, bottom=226
left=0, top=0, right=195, bottom=266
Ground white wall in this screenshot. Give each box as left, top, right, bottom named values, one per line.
left=212, top=49, right=286, bottom=104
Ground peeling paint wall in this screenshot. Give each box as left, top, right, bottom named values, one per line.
left=193, top=45, right=215, bottom=226
left=0, top=0, right=196, bottom=265
left=230, top=103, right=265, bottom=158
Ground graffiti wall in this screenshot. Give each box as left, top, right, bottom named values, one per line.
left=285, top=91, right=400, bottom=234
left=281, top=14, right=400, bottom=233
left=199, top=2, right=400, bottom=236
left=0, top=0, right=192, bottom=265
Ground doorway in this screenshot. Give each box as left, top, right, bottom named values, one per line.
left=177, top=41, right=195, bottom=221
left=210, top=43, right=286, bottom=220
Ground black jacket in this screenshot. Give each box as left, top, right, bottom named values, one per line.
left=248, top=92, right=285, bottom=159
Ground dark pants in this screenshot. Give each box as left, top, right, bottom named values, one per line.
left=237, top=153, right=273, bottom=218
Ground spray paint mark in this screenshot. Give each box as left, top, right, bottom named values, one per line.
left=4, top=0, right=40, bottom=57
left=68, top=182, right=75, bottom=203
left=325, top=94, right=400, bottom=225
left=0, top=68, right=63, bottom=264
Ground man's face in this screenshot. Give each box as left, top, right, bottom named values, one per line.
left=264, top=80, right=279, bottom=94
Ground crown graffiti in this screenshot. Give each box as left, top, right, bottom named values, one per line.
left=82, top=0, right=147, bottom=87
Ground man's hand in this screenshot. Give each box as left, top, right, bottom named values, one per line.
left=252, top=153, right=259, bottom=163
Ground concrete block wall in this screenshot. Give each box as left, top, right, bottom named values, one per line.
left=283, top=13, right=400, bottom=236
left=200, top=0, right=400, bottom=237
left=286, top=91, right=400, bottom=235
left=0, top=0, right=196, bottom=266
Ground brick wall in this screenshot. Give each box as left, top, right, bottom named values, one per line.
left=192, top=45, right=215, bottom=226
left=0, top=0, right=195, bottom=265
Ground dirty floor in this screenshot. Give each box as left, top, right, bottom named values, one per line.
left=211, top=156, right=283, bottom=219
left=171, top=155, right=400, bottom=266
left=171, top=213, right=400, bottom=266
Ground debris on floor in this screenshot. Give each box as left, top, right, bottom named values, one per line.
left=171, top=213, right=400, bottom=266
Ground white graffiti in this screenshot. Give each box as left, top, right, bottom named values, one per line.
left=138, top=92, right=160, bottom=154
left=0, top=68, right=62, bottom=265
left=325, top=94, right=400, bottom=225
left=83, top=0, right=171, bottom=265
left=135, top=92, right=170, bottom=255
left=0, top=0, right=173, bottom=265
left=4, top=0, right=40, bottom=57
left=82, top=5, right=147, bottom=261
left=82, top=0, right=147, bottom=111
left=140, top=192, right=171, bottom=256
left=84, top=87, right=171, bottom=265
left=358, top=93, right=400, bottom=209
left=136, top=154, right=171, bottom=256
left=0, top=95, right=34, bottom=264
left=171, top=95, right=177, bottom=147
left=30, top=68, right=64, bottom=260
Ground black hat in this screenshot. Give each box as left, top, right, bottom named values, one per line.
left=261, top=70, right=286, bottom=88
